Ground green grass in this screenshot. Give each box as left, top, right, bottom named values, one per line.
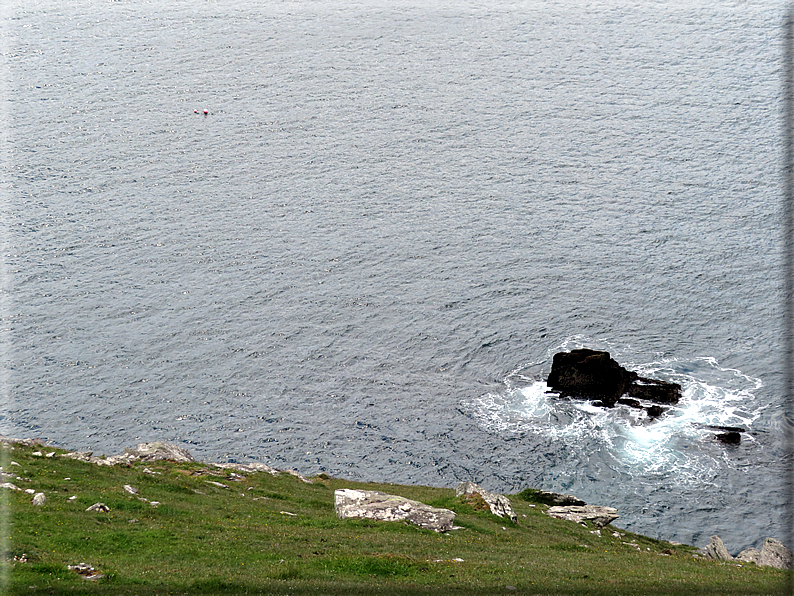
left=1, top=442, right=787, bottom=595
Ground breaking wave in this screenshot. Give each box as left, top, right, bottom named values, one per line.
left=462, top=340, right=766, bottom=485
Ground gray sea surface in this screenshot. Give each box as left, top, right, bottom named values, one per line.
left=2, top=0, right=787, bottom=552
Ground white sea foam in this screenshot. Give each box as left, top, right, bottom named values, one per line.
left=463, top=355, right=766, bottom=484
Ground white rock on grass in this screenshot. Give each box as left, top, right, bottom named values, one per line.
left=32, top=493, right=46, bottom=506
left=546, top=505, right=619, bottom=528
left=335, top=488, right=455, bottom=532
left=455, top=482, right=517, bottom=523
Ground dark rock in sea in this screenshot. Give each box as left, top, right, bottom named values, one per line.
left=716, top=432, right=741, bottom=445
left=646, top=405, right=666, bottom=418
left=616, top=398, right=642, bottom=408
left=546, top=349, right=681, bottom=408
left=547, top=349, right=634, bottom=406
left=626, top=377, right=681, bottom=404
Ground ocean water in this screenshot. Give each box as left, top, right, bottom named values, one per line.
left=2, top=0, right=788, bottom=552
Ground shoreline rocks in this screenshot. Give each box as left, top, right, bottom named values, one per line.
left=700, top=535, right=792, bottom=570
left=3, top=434, right=786, bottom=566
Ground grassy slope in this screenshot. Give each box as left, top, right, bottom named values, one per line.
left=1, top=442, right=785, bottom=595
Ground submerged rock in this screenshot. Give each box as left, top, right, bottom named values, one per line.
left=455, top=481, right=517, bottom=522
left=334, top=488, right=455, bottom=532
left=546, top=349, right=681, bottom=408
left=716, top=432, right=741, bottom=445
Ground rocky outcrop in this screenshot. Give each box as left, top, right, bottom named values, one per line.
left=520, top=488, right=586, bottom=506
left=701, top=535, right=733, bottom=561
left=758, top=538, right=793, bottom=569
left=700, top=535, right=792, bottom=569
left=546, top=505, right=619, bottom=528
left=334, top=488, right=455, bottom=532
left=737, top=547, right=761, bottom=564
left=125, top=442, right=195, bottom=463
left=214, top=462, right=312, bottom=484
left=546, top=349, right=681, bottom=409
left=455, top=482, right=517, bottom=522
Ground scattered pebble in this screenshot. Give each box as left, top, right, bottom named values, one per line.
left=32, top=493, right=46, bottom=506
left=123, top=485, right=138, bottom=494
left=86, top=503, right=110, bottom=512
left=32, top=452, right=42, bottom=457
left=24, top=489, right=35, bottom=495
left=68, top=563, right=103, bottom=581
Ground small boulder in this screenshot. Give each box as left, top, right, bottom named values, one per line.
left=546, top=505, right=619, bottom=528
left=31, top=493, right=46, bottom=506
left=334, top=489, right=455, bottom=532
left=86, top=503, right=110, bottom=512
left=737, top=547, right=761, bottom=564
left=125, top=442, right=195, bottom=463
left=68, top=563, right=103, bottom=581
left=456, top=482, right=517, bottom=522
left=758, top=538, right=793, bottom=569
left=701, top=535, right=733, bottom=561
